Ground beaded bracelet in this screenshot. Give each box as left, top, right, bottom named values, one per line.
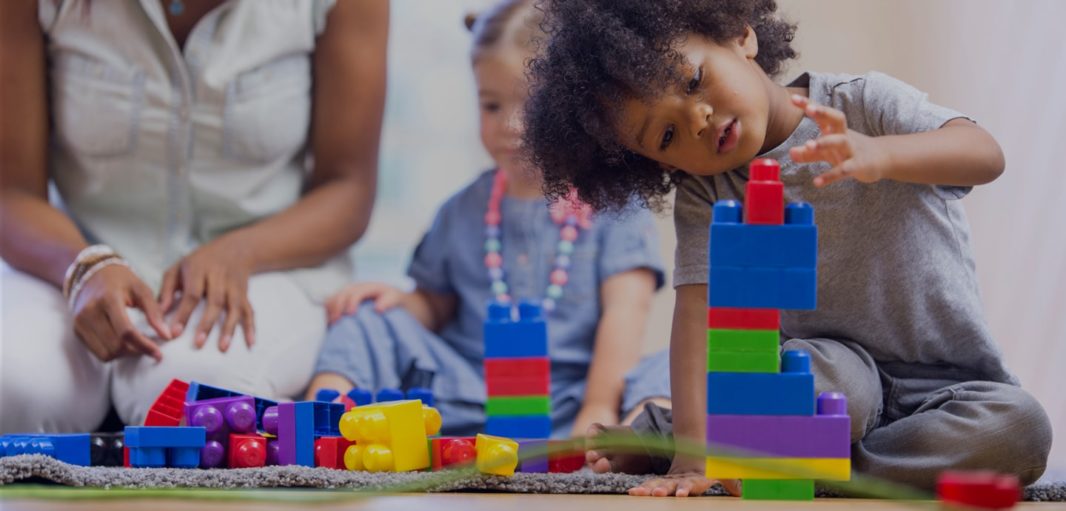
left=66, top=257, right=129, bottom=310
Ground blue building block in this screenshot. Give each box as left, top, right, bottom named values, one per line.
left=485, top=415, right=552, bottom=439
left=517, top=439, right=549, bottom=473
left=376, top=388, right=405, bottom=402
left=711, top=200, right=814, bottom=226
left=124, top=427, right=206, bottom=468
left=347, top=388, right=373, bottom=406
left=708, top=266, right=816, bottom=309
left=278, top=402, right=315, bottom=467
left=709, top=223, right=816, bottom=269
left=186, top=381, right=278, bottom=430
left=0, top=434, right=90, bottom=466
left=315, top=388, right=341, bottom=403
left=312, top=401, right=345, bottom=437
left=707, top=350, right=814, bottom=416
left=484, top=301, right=549, bottom=358
left=406, top=387, right=435, bottom=407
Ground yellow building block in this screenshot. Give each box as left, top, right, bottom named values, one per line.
left=338, top=400, right=439, bottom=472
left=475, top=433, right=519, bottom=477
left=705, top=456, right=850, bottom=481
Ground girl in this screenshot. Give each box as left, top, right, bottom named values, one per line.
left=306, top=0, right=669, bottom=438
left=522, top=0, right=1051, bottom=496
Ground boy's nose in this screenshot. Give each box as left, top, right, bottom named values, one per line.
left=690, top=102, right=713, bottom=139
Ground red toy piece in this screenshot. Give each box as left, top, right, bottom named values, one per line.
left=937, top=470, right=1021, bottom=510
left=431, top=437, right=476, bottom=470
left=228, top=434, right=267, bottom=468
left=547, top=442, right=585, bottom=473
left=144, top=379, right=190, bottom=426
left=743, top=159, right=784, bottom=225
left=707, top=307, right=780, bottom=330
left=313, top=436, right=352, bottom=470
left=122, top=446, right=129, bottom=468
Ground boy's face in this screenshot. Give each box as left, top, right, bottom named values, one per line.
left=616, top=30, right=771, bottom=176
left=474, top=48, right=530, bottom=174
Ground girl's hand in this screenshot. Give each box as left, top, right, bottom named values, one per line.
left=72, top=264, right=172, bottom=362
left=159, top=238, right=256, bottom=352
left=571, top=404, right=620, bottom=438
left=324, top=282, right=406, bottom=325
left=628, top=454, right=741, bottom=497
left=789, top=95, right=891, bottom=187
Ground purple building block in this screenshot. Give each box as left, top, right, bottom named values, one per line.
left=186, top=396, right=257, bottom=436
left=706, top=393, right=850, bottom=458
left=266, top=438, right=280, bottom=466
left=277, top=402, right=315, bottom=467
left=517, top=439, right=548, bottom=473
left=263, top=406, right=279, bottom=435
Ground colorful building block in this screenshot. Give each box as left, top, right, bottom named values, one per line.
left=485, top=416, right=552, bottom=439
left=706, top=374, right=814, bottom=416
left=742, top=479, right=814, bottom=501
left=431, top=437, right=476, bottom=470
left=376, top=388, right=404, bottom=402
left=315, top=388, right=341, bottom=403
left=228, top=434, right=267, bottom=468
left=706, top=351, right=780, bottom=373
left=704, top=456, right=850, bottom=480
left=186, top=396, right=257, bottom=437
left=484, top=357, right=551, bottom=378
left=347, top=388, right=374, bottom=406
left=124, top=426, right=206, bottom=468
left=517, top=439, right=548, bottom=473
left=484, top=301, right=548, bottom=358
left=485, top=375, right=551, bottom=396
left=548, top=442, right=585, bottom=473
left=313, top=436, right=352, bottom=469
left=708, top=266, right=816, bottom=309
left=475, top=434, right=519, bottom=476
left=312, top=401, right=345, bottom=437
left=709, top=223, right=816, bottom=269
left=144, top=379, right=190, bottom=427
left=89, top=433, right=124, bottom=467
left=338, top=400, right=441, bottom=472
left=185, top=381, right=278, bottom=430
left=486, top=396, right=552, bottom=416
left=937, top=471, right=1021, bottom=510
left=0, top=434, right=90, bottom=466
left=277, top=402, right=315, bottom=467
left=706, top=415, right=850, bottom=458
left=706, top=307, right=780, bottom=330
left=707, top=329, right=780, bottom=353
left=743, top=159, right=784, bottom=225
left=406, top=387, right=435, bottom=407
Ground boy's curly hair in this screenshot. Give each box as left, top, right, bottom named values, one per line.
left=525, top=0, right=797, bottom=212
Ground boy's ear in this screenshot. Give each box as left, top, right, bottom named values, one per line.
left=739, top=25, right=758, bottom=59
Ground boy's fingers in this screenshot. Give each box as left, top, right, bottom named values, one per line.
left=794, top=95, right=847, bottom=134
left=813, top=160, right=855, bottom=187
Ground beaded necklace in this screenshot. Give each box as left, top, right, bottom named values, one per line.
left=483, top=170, right=592, bottom=311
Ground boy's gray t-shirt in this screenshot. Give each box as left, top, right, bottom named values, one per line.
left=673, top=71, right=1015, bottom=383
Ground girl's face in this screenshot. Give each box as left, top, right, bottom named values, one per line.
left=474, top=47, right=530, bottom=174
left=616, top=29, right=772, bottom=176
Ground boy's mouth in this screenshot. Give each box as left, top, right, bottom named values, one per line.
left=716, top=118, right=739, bottom=154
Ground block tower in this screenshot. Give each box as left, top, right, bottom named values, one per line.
left=705, top=158, right=850, bottom=500
left=483, top=300, right=552, bottom=440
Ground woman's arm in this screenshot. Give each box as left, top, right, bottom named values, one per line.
left=213, top=0, right=389, bottom=273
left=572, top=268, right=656, bottom=433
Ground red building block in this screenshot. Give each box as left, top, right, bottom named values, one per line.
left=144, top=379, right=190, bottom=426
left=707, top=307, right=780, bottom=330
left=228, top=434, right=267, bottom=468
left=937, top=471, right=1020, bottom=510
left=485, top=376, right=550, bottom=396
left=485, top=358, right=550, bottom=379
left=548, top=441, right=585, bottom=473
left=744, top=159, right=784, bottom=225
left=430, top=437, right=476, bottom=470
left=313, top=436, right=352, bottom=470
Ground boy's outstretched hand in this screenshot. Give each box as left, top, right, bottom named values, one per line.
left=627, top=456, right=741, bottom=497
left=789, top=94, right=891, bottom=188
left=325, top=282, right=406, bottom=324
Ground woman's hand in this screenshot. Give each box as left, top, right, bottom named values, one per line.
left=159, top=237, right=256, bottom=352
left=789, top=95, right=892, bottom=188
left=324, top=282, right=406, bottom=325
left=71, top=264, right=172, bottom=362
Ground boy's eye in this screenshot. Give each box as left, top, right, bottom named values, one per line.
left=481, top=102, right=501, bottom=113
left=659, top=125, right=675, bottom=151
left=686, top=66, right=703, bottom=94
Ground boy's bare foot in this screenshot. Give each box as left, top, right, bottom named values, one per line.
left=628, top=457, right=741, bottom=497
left=585, top=423, right=658, bottom=474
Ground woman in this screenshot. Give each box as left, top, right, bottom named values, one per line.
left=0, top=0, right=386, bottom=432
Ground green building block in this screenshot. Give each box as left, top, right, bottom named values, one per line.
left=485, top=396, right=551, bottom=416
left=707, top=329, right=780, bottom=353
left=742, top=479, right=814, bottom=500
left=707, top=350, right=779, bottom=373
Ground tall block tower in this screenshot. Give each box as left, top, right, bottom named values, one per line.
left=483, top=301, right=553, bottom=439
left=705, top=158, right=850, bottom=500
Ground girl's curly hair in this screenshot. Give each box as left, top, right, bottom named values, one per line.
left=525, top=0, right=797, bottom=212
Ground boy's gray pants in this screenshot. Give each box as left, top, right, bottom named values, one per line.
left=634, top=337, right=1053, bottom=490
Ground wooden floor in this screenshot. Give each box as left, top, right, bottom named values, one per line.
left=3, top=493, right=1066, bottom=511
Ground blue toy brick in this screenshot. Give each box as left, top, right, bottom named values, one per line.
left=376, top=388, right=405, bottom=402
left=129, top=446, right=166, bottom=468
left=708, top=223, right=817, bottom=269
left=708, top=266, right=816, bottom=309
left=785, top=203, right=814, bottom=225
left=712, top=200, right=742, bottom=224
left=485, top=415, right=552, bottom=439
left=168, top=447, right=201, bottom=468
left=278, top=402, right=315, bottom=467
left=484, top=301, right=549, bottom=358
left=0, top=434, right=90, bottom=466
left=406, top=387, right=435, bottom=407
left=707, top=371, right=814, bottom=416
left=124, top=427, right=206, bottom=448
left=312, top=402, right=345, bottom=437
left=315, top=388, right=341, bottom=403
left=347, top=388, right=373, bottom=406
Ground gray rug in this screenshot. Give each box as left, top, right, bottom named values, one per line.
left=1, top=455, right=1063, bottom=501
